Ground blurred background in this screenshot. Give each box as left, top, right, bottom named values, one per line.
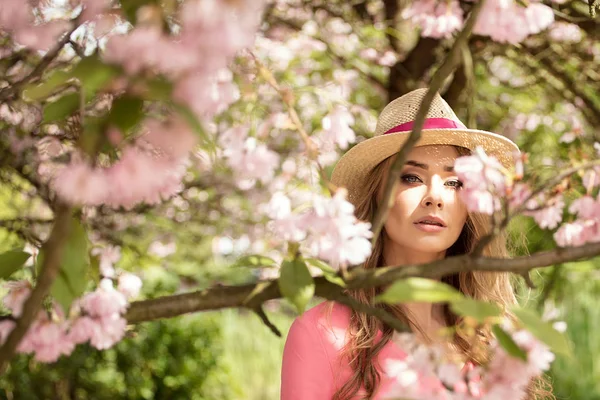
left=1, top=0, right=600, bottom=399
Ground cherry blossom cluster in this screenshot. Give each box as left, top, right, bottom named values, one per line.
left=383, top=323, right=556, bottom=399
left=263, top=188, right=373, bottom=269
left=402, top=0, right=555, bottom=44
left=0, top=244, right=141, bottom=363
left=454, top=145, right=600, bottom=249
left=0, top=273, right=140, bottom=363
left=50, top=118, right=195, bottom=209
left=1, top=1, right=267, bottom=209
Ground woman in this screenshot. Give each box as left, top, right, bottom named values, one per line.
left=280, top=89, right=552, bottom=399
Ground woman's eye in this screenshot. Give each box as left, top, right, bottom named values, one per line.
left=401, top=174, right=421, bottom=184
left=447, top=180, right=463, bottom=189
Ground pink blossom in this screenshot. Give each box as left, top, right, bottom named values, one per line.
left=569, top=195, right=597, bottom=219
left=18, top=316, right=74, bottom=363
left=13, top=20, right=70, bottom=52
left=92, top=245, right=121, bottom=278
left=3, top=280, right=32, bottom=318
left=459, top=188, right=499, bottom=215
left=223, top=137, right=280, bottom=188
left=509, top=182, right=533, bottom=210
left=474, top=0, right=554, bottom=44
left=0, top=0, right=34, bottom=35
left=51, top=159, right=109, bottom=206
left=549, top=22, right=583, bottom=43
left=173, top=70, right=240, bottom=119
left=117, top=273, right=142, bottom=299
left=378, top=51, right=398, bottom=67
left=90, top=315, right=127, bottom=350
left=0, top=320, right=15, bottom=345
left=525, top=195, right=565, bottom=229
left=318, top=105, right=356, bottom=150
left=583, top=167, right=600, bottom=190
left=524, top=3, right=555, bottom=35
left=301, top=189, right=373, bottom=268
left=140, top=118, right=197, bottom=159
left=68, top=316, right=97, bottom=344
left=80, top=279, right=128, bottom=319
left=402, top=0, right=464, bottom=39
left=148, top=240, right=177, bottom=257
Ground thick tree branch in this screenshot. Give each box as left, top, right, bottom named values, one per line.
left=371, top=1, right=486, bottom=243
left=125, top=240, right=600, bottom=325
left=0, top=204, right=72, bottom=373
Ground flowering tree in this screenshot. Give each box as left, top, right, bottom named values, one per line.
left=1, top=0, right=600, bottom=397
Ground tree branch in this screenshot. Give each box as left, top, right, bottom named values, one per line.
left=0, top=203, right=72, bottom=374
left=125, top=240, right=600, bottom=325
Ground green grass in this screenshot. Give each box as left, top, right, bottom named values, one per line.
left=202, top=305, right=296, bottom=400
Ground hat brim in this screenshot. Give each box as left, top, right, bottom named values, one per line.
left=330, top=128, right=519, bottom=206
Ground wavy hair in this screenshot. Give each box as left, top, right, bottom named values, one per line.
left=331, top=146, right=554, bottom=400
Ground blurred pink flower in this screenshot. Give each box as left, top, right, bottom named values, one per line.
left=402, top=0, right=464, bottom=39
left=3, top=280, right=32, bottom=318
left=68, top=316, right=97, bottom=345
left=525, top=195, right=565, bottom=229
left=117, top=273, right=142, bottom=299
left=474, top=0, right=554, bottom=44
left=90, top=315, right=127, bottom=350
left=549, top=22, right=583, bottom=43
left=81, top=279, right=127, bottom=319
left=318, top=105, right=356, bottom=150
left=0, top=320, right=15, bottom=345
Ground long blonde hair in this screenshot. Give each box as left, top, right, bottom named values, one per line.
left=331, top=147, right=554, bottom=400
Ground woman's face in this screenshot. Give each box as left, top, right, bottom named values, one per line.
left=381, top=145, right=468, bottom=260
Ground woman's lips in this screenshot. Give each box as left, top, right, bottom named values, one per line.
left=413, top=222, right=446, bottom=233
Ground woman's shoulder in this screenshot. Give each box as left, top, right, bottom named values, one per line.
left=289, top=301, right=353, bottom=351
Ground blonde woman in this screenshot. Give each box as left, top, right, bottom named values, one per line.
left=280, top=89, right=553, bottom=399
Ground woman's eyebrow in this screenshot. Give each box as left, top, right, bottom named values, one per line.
left=406, top=160, right=454, bottom=172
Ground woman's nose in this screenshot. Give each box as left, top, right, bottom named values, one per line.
left=421, top=179, right=444, bottom=209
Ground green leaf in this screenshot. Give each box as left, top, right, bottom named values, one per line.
left=0, top=250, right=31, bottom=280
left=231, top=254, right=277, bottom=268
left=43, top=92, right=79, bottom=123
left=39, top=218, right=90, bottom=313
left=512, top=307, right=571, bottom=356
left=108, top=95, right=144, bottom=134
left=304, top=257, right=346, bottom=287
left=492, top=324, right=528, bottom=362
left=23, top=70, right=72, bottom=101
left=278, top=259, right=314, bottom=314
left=72, top=55, right=119, bottom=95
left=375, top=277, right=464, bottom=304
left=450, top=298, right=502, bottom=323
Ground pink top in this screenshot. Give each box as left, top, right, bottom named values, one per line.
left=280, top=301, right=408, bottom=400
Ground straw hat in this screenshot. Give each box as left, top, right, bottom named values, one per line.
left=330, top=88, right=519, bottom=205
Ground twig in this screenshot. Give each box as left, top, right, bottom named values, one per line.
left=250, top=53, right=337, bottom=194
left=0, top=18, right=80, bottom=102
left=253, top=306, right=282, bottom=337
left=370, top=0, right=487, bottom=243
left=0, top=203, right=72, bottom=373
